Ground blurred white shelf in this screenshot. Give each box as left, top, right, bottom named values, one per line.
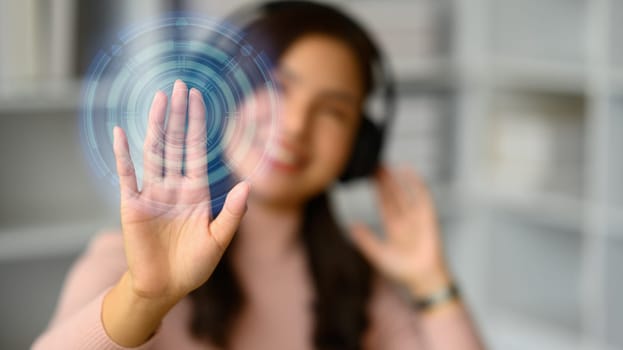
left=331, top=180, right=458, bottom=229
left=0, top=219, right=118, bottom=261
left=471, top=185, right=585, bottom=232
left=0, top=79, right=81, bottom=114
left=399, top=56, right=590, bottom=93
left=485, top=57, right=587, bottom=94
left=608, top=207, right=623, bottom=239
left=483, top=310, right=614, bottom=350
left=396, top=57, right=455, bottom=90
left=610, top=69, right=623, bottom=95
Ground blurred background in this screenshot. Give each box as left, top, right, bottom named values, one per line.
left=0, top=0, right=621, bottom=349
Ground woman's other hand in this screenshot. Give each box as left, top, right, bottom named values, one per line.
left=349, top=166, right=451, bottom=299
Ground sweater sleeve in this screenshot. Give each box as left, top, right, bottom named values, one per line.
left=363, top=276, right=424, bottom=350
left=31, top=230, right=161, bottom=350
left=363, top=275, right=485, bottom=350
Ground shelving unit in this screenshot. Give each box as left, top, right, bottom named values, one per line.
left=0, top=219, right=117, bottom=262
left=0, top=79, right=81, bottom=114
left=0, top=0, right=620, bottom=349
left=330, top=3, right=620, bottom=349
left=445, top=0, right=619, bottom=349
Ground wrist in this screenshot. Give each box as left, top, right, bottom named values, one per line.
left=122, top=271, right=182, bottom=308
left=406, top=267, right=453, bottom=299
left=412, top=283, right=460, bottom=313
left=102, top=272, right=179, bottom=347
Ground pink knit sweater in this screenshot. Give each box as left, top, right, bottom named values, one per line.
left=32, top=231, right=480, bottom=349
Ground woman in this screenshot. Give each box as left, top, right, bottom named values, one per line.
left=33, top=1, right=484, bottom=349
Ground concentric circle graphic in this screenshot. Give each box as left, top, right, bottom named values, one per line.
left=80, top=13, right=279, bottom=213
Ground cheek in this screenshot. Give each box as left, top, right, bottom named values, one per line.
left=309, top=118, right=357, bottom=180
left=222, top=89, right=275, bottom=179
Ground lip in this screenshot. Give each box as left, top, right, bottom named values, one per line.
left=263, top=136, right=308, bottom=174
left=264, top=154, right=303, bottom=174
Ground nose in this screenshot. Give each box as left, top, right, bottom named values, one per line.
left=279, top=94, right=312, bottom=140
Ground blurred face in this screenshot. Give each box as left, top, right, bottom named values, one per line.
left=225, top=34, right=364, bottom=207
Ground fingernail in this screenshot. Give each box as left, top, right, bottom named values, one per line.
left=112, top=126, right=121, bottom=147
left=228, top=182, right=250, bottom=214
left=174, top=79, right=186, bottom=90
left=189, top=87, right=201, bottom=98
left=237, top=181, right=251, bottom=196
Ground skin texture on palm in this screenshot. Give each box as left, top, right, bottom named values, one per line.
left=104, top=80, right=249, bottom=346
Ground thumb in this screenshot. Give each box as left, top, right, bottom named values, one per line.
left=349, top=223, right=385, bottom=266
left=112, top=126, right=138, bottom=199
left=209, top=181, right=250, bottom=249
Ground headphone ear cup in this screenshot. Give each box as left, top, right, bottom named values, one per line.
left=339, top=116, right=383, bottom=182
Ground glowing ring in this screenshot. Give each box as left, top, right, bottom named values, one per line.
left=80, top=13, right=278, bottom=213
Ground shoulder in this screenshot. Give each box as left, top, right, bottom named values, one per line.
left=77, top=229, right=127, bottom=276
left=84, top=229, right=124, bottom=257
left=60, top=229, right=127, bottom=291
left=72, top=228, right=127, bottom=280
left=45, top=229, right=127, bottom=324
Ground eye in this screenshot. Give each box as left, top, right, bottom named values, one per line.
left=317, top=104, right=349, bottom=121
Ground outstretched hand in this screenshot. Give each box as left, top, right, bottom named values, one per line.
left=112, top=80, right=249, bottom=303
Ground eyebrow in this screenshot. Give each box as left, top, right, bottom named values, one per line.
left=278, top=66, right=359, bottom=104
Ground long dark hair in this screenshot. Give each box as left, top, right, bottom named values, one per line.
left=190, top=2, right=381, bottom=348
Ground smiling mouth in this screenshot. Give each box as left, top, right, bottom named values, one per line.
left=264, top=140, right=307, bottom=173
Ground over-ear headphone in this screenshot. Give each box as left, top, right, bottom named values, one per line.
left=226, top=0, right=396, bottom=182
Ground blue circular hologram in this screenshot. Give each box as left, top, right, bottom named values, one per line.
left=80, top=12, right=279, bottom=214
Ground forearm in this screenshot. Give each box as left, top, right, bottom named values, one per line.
left=417, top=299, right=485, bottom=350
left=102, top=271, right=179, bottom=347
left=407, top=272, right=485, bottom=350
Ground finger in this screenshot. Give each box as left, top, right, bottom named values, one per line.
left=143, top=91, right=167, bottom=185
left=113, top=126, right=138, bottom=198
left=164, top=79, right=188, bottom=178
left=185, top=88, right=208, bottom=179
left=349, top=223, right=386, bottom=267
left=380, top=166, right=413, bottom=210
left=373, top=166, right=403, bottom=222
left=209, top=181, right=250, bottom=250
left=400, top=167, right=435, bottom=213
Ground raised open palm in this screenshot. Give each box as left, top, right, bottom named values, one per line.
left=349, top=166, right=451, bottom=297
left=112, top=79, right=249, bottom=302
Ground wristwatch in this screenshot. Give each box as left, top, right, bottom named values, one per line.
left=413, top=283, right=460, bottom=311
